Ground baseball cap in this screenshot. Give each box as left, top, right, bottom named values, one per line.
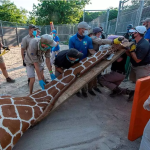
left=93, top=27, right=102, bottom=34
left=77, top=22, right=91, bottom=30
left=127, top=24, right=133, bottom=30
left=129, top=26, right=146, bottom=34
left=52, top=29, right=57, bottom=33
left=28, top=24, right=37, bottom=29
left=40, top=34, right=56, bottom=47
left=142, top=18, right=150, bottom=23
left=67, top=48, right=83, bottom=59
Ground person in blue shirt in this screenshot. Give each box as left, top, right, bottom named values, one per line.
left=51, top=29, right=60, bottom=65
left=142, top=18, right=150, bottom=42
left=36, top=28, right=41, bottom=38
left=69, top=21, right=96, bottom=97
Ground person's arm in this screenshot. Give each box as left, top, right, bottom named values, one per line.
left=45, top=49, right=53, bottom=73
left=116, top=57, right=123, bottom=62
left=91, top=36, right=112, bottom=45
left=45, top=57, right=52, bottom=72
left=21, top=38, right=27, bottom=60
left=144, top=31, right=150, bottom=42
left=130, top=52, right=142, bottom=63
left=54, top=41, right=59, bottom=47
left=21, top=48, right=25, bottom=60
left=56, top=67, right=64, bottom=74
left=128, top=44, right=142, bottom=63
left=33, top=62, right=42, bottom=80
left=126, top=50, right=131, bottom=56
left=88, top=37, right=96, bottom=55
left=88, top=49, right=97, bottom=55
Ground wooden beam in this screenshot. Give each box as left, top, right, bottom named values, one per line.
left=52, top=49, right=125, bottom=111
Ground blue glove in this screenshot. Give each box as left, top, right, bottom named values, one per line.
left=39, top=80, right=46, bottom=90
left=50, top=73, right=56, bottom=80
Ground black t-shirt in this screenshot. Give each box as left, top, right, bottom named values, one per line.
left=123, top=33, right=134, bottom=42
left=130, top=38, right=150, bottom=67
left=101, top=34, right=105, bottom=39
left=111, top=53, right=127, bottom=73
left=54, top=50, right=79, bottom=69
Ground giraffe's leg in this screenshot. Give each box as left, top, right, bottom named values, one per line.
left=29, top=77, right=35, bottom=95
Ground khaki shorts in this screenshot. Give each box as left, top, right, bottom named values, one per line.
left=129, top=64, right=150, bottom=83
left=0, top=56, right=4, bottom=63
left=26, top=64, right=44, bottom=78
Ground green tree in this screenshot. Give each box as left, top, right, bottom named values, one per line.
left=0, top=0, right=28, bottom=24
left=29, top=0, right=90, bottom=25
left=109, top=8, right=118, bottom=20
left=79, top=12, right=103, bottom=22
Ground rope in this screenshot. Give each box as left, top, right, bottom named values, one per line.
left=0, top=48, right=10, bottom=57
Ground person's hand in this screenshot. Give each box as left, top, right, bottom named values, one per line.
left=129, top=44, right=136, bottom=52
left=50, top=73, right=56, bottom=80
left=39, top=80, right=46, bottom=90
left=143, top=96, right=150, bottom=111
left=2, top=46, right=10, bottom=50
left=113, top=37, right=124, bottom=44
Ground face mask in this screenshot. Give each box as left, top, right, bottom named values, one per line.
left=33, top=31, right=37, bottom=37
left=66, top=55, right=79, bottom=63
left=39, top=42, right=51, bottom=51
left=53, top=34, right=56, bottom=37
left=83, top=30, right=88, bottom=36
left=132, top=34, right=135, bottom=39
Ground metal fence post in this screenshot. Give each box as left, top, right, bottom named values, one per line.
left=16, top=24, right=19, bottom=46
left=45, top=26, right=47, bottom=34
left=105, top=9, right=110, bottom=36
left=115, top=1, right=122, bottom=34
left=57, top=26, right=58, bottom=35
left=136, top=0, right=145, bottom=26
left=107, top=21, right=110, bottom=36
left=83, top=9, right=85, bottom=21
left=0, top=21, right=4, bottom=44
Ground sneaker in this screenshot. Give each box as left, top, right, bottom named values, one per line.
left=82, top=92, right=88, bottom=98
left=88, top=90, right=96, bottom=96
left=94, top=87, right=102, bottom=93
left=6, top=77, right=15, bottom=83
left=76, top=91, right=81, bottom=97
left=127, top=91, right=134, bottom=102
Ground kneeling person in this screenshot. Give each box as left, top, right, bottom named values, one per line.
left=54, top=48, right=83, bottom=77
left=25, top=34, right=56, bottom=94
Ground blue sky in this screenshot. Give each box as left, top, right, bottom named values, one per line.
left=12, top=0, right=120, bottom=12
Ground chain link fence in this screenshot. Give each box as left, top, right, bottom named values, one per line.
left=0, top=0, right=150, bottom=46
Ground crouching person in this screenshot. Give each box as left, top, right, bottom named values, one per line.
left=54, top=48, right=83, bottom=77
left=24, top=34, right=56, bottom=94
left=98, top=53, right=134, bottom=100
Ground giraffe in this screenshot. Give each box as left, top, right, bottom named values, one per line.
left=0, top=43, right=126, bottom=150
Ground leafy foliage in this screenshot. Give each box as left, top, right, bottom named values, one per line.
left=29, top=0, right=90, bottom=25
left=0, top=0, right=28, bottom=24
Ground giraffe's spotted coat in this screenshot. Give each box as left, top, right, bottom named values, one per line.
left=0, top=47, right=117, bottom=150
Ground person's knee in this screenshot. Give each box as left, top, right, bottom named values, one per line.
left=30, top=77, right=35, bottom=83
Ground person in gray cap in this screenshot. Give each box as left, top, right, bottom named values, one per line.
left=69, top=21, right=96, bottom=97
left=54, top=48, right=83, bottom=77
left=142, top=18, right=150, bottom=42
left=21, top=24, right=38, bottom=85
left=24, top=34, right=56, bottom=95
